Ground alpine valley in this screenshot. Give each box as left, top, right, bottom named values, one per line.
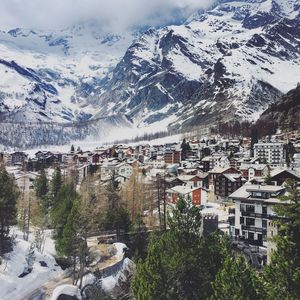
left=0, top=0, right=299, bottom=148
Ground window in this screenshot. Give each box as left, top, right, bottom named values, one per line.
left=246, top=205, right=255, bottom=213
left=262, top=206, right=267, bottom=214
left=246, top=218, right=255, bottom=226
left=262, top=219, right=267, bottom=228
left=240, top=204, right=245, bottom=212
left=240, top=217, right=244, bottom=225
left=257, top=233, right=262, bottom=242
left=248, top=232, right=254, bottom=240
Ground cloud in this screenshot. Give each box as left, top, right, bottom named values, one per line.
left=0, top=0, right=215, bottom=32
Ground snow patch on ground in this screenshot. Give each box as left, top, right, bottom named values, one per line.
left=0, top=232, right=62, bottom=300
left=50, top=284, right=81, bottom=300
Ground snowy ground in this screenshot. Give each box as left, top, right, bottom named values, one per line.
left=0, top=228, right=63, bottom=300
left=50, top=242, right=129, bottom=300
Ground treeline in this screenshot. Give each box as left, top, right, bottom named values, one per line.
left=210, top=119, right=277, bottom=138
left=108, top=129, right=182, bottom=145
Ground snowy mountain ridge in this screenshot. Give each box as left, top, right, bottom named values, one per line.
left=93, top=0, right=300, bottom=130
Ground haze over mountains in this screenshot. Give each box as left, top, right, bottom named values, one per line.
left=0, top=0, right=299, bottom=148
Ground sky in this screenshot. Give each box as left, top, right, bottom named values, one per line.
left=0, top=0, right=215, bottom=32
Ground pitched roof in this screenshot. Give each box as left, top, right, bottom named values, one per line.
left=270, top=168, right=300, bottom=179
left=229, top=184, right=285, bottom=199
left=222, top=174, right=245, bottom=182
left=177, top=175, right=201, bottom=181
left=167, top=185, right=201, bottom=195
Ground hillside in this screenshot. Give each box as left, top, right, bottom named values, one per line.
left=94, top=0, right=300, bottom=131
left=258, top=84, right=300, bottom=132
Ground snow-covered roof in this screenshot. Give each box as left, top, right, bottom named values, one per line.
left=209, top=167, right=231, bottom=174
left=240, top=164, right=268, bottom=170
left=167, top=185, right=201, bottom=195
left=222, top=174, right=244, bottom=182
left=229, top=184, right=285, bottom=200
left=177, top=175, right=201, bottom=181
left=270, top=168, right=300, bottom=179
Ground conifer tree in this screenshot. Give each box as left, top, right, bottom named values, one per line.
left=263, top=179, right=300, bottom=299
left=212, top=255, right=264, bottom=300
left=103, top=172, right=131, bottom=239
left=132, top=197, right=229, bottom=300
left=35, top=169, right=48, bottom=199
left=35, top=168, right=48, bottom=210
left=51, top=182, right=76, bottom=240
left=50, top=167, right=62, bottom=207
left=0, top=169, right=19, bottom=255
left=181, top=138, right=191, bottom=160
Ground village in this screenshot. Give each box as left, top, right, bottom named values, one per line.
left=1, top=130, right=300, bottom=269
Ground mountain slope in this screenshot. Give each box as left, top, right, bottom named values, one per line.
left=258, top=84, right=300, bottom=132
left=0, top=0, right=300, bottom=148
left=0, top=22, right=136, bottom=123
left=93, top=0, right=300, bottom=130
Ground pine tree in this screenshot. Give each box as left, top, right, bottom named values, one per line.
left=51, top=183, right=76, bottom=240
left=132, top=197, right=229, bottom=300
left=0, top=169, right=19, bottom=255
left=263, top=179, right=300, bottom=299
left=35, top=168, right=48, bottom=209
left=212, top=255, right=264, bottom=300
left=181, top=138, right=191, bottom=160
left=56, top=197, right=92, bottom=286
left=250, top=129, right=258, bottom=157
left=130, top=214, right=148, bottom=260
left=35, top=169, right=48, bottom=198
left=50, top=167, right=62, bottom=207
left=34, top=229, right=46, bottom=253
left=102, top=172, right=131, bottom=239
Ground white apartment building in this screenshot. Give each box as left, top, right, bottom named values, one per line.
left=229, top=184, right=286, bottom=247
left=253, top=143, right=284, bottom=166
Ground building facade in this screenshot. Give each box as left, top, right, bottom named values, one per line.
left=254, top=143, right=284, bottom=166
left=229, top=184, right=286, bottom=247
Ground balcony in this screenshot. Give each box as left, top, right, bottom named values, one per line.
left=241, top=225, right=267, bottom=234
left=241, top=211, right=270, bottom=219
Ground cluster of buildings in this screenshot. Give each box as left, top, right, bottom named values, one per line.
left=1, top=134, right=299, bottom=265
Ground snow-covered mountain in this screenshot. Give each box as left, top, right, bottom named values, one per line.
left=0, top=0, right=299, bottom=148
left=0, top=21, right=135, bottom=123
left=93, top=0, right=300, bottom=130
